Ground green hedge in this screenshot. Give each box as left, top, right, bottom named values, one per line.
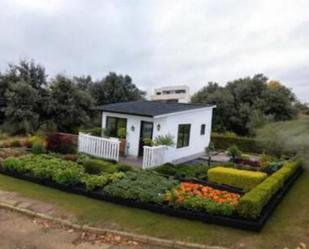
left=211, top=134, right=262, bottom=153
left=237, top=160, right=302, bottom=218
left=208, top=167, right=267, bottom=191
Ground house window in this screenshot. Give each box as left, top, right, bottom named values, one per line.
left=175, top=89, right=186, bottom=94
left=106, top=116, right=127, bottom=138
left=177, top=124, right=191, bottom=148
left=200, top=124, right=206, bottom=135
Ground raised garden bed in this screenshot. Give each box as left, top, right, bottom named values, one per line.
left=0, top=165, right=303, bottom=232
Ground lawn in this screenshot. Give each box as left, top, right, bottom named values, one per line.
left=0, top=170, right=308, bottom=249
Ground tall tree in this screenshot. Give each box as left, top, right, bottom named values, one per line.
left=192, top=74, right=298, bottom=135
left=49, top=75, right=95, bottom=132
left=0, top=59, right=50, bottom=133
left=90, top=72, right=145, bottom=105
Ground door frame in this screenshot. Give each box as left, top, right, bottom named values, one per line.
left=138, top=121, right=154, bottom=157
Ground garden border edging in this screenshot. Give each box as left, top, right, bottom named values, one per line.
left=0, top=166, right=303, bottom=232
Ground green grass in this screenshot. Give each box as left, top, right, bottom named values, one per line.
left=0, top=172, right=308, bottom=249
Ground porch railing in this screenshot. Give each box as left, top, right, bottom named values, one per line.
left=142, top=145, right=167, bottom=169
left=78, top=132, right=120, bottom=161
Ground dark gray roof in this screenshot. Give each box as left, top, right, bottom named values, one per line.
left=97, top=101, right=214, bottom=117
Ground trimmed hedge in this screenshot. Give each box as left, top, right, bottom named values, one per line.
left=237, top=160, right=302, bottom=218
left=211, top=134, right=261, bottom=153
left=208, top=167, right=267, bottom=191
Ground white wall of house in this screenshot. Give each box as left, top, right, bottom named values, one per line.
left=152, top=108, right=213, bottom=163
left=102, top=107, right=214, bottom=163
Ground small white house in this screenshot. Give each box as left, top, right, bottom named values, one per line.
left=89, top=100, right=215, bottom=168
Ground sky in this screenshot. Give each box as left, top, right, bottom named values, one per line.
left=0, top=0, right=308, bottom=102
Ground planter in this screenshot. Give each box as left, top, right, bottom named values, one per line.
left=119, top=139, right=126, bottom=157
left=0, top=166, right=303, bottom=232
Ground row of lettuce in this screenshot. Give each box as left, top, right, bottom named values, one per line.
left=0, top=154, right=302, bottom=219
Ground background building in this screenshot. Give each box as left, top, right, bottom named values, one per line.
left=151, top=85, right=190, bottom=103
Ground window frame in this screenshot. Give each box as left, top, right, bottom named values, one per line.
left=177, top=124, right=191, bottom=148
left=106, top=116, right=127, bottom=138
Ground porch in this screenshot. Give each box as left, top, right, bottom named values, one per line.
left=78, top=133, right=167, bottom=169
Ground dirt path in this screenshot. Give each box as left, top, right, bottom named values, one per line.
left=0, top=208, right=160, bottom=249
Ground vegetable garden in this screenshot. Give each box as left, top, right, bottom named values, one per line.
left=0, top=134, right=304, bottom=231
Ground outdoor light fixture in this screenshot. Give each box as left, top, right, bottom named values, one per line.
left=131, top=125, right=135, bottom=132
left=157, top=124, right=161, bottom=131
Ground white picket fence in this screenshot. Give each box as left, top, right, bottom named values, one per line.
left=142, top=145, right=167, bottom=169
left=78, top=132, right=120, bottom=161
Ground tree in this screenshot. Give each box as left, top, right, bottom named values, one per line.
left=191, top=74, right=298, bottom=136
left=0, top=59, right=50, bottom=133
left=49, top=75, right=95, bottom=132
left=3, top=81, right=40, bottom=134
left=192, top=83, right=235, bottom=132
left=90, top=72, right=145, bottom=105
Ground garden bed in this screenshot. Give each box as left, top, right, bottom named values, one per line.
left=0, top=165, right=303, bottom=232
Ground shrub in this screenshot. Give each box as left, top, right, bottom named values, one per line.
left=211, top=134, right=262, bottom=153
left=116, top=164, right=133, bottom=172
left=226, top=145, right=242, bottom=161
left=62, top=154, right=78, bottom=161
left=237, top=160, right=302, bottom=218
left=182, top=196, right=236, bottom=216
left=143, top=137, right=153, bottom=146
left=153, top=163, right=211, bottom=180
left=81, top=159, right=118, bottom=174
left=28, top=135, right=46, bottom=148
left=153, top=163, right=218, bottom=179
left=10, top=139, right=21, bottom=147
left=81, top=172, right=125, bottom=191
left=103, top=171, right=179, bottom=204
left=47, top=132, right=77, bottom=154
left=208, top=167, right=267, bottom=191
left=117, top=128, right=126, bottom=139
left=153, top=134, right=175, bottom=146
left=154, top=163, right=177, bottom=176
left=31, top=143, right=46, bottom=154
left=2, top=157, right=24, bottom=173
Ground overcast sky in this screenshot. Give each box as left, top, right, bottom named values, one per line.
left=0, top=0, right=308, bottom=102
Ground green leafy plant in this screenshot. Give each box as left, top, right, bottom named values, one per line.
left=2, top=157, right=24, bottom=173
left=81, top=158, right=118, bottom=174
left=103, top=171, right=178, bottom=204
left=153, top=134, right=175, bottom=146
left=116, top=127, right=127, bottom=139
left=226, top=145, right=242, bottom=161
left=81, top=172, right=125, bottom=191
left=153, top=163, right=227, bottom=180
left=31, top=143, right=46, bottom=154
left=143, top=137, right=153, bottom=146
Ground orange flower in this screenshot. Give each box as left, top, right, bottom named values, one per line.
left=173, top=182, right=241, bottom=206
